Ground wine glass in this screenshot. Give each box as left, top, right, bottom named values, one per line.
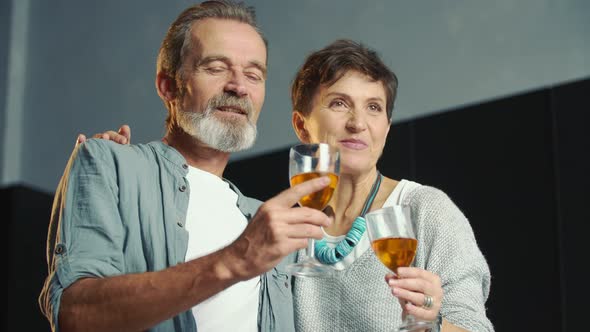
left=285, top=143, right=340, bottom=278
left=365, top=206, right=435, bottom=331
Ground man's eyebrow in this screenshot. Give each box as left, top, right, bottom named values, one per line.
left=196, top=55, right=230, bottom=67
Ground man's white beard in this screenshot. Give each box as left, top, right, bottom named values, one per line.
left=176, top=106, right=257, bottom=153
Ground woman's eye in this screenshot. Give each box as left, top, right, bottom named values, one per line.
left=329, top=99, right=348, bottom=110
left=368, top=104, right=383, bottom=113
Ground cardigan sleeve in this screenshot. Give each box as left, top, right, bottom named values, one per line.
left=405, top=186, right=494, bottom=332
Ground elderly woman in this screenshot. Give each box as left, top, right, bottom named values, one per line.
left=289, top=39, right=493, bottom=332
left=84, top=39, right=493, bottom=332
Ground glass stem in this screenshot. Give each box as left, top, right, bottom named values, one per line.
left=404, top=314, right=417, bottom=324
left=307, top=239, right=315, bottom=260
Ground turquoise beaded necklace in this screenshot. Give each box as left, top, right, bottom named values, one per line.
left=315, top=171, right=383, bottom=265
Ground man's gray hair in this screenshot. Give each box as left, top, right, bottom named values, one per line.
left=157, top=0, right=266, bottom=82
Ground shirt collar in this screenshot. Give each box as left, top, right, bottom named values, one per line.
left=149, top=140, right=257, bottom=215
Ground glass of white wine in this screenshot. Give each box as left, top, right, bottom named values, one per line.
left=365, top=206, right=435, bottom=331
left=285, top=143, right=340, bottom=278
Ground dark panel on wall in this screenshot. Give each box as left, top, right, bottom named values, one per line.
left=225, top=148, right=291, bottom=202
left=2, top=185, right=53, bottom=331
left=410, top=90, right=561, bottom=331
left=551, top=78, right=590, bottom=332
left=378, top=120, right=414, bottom=181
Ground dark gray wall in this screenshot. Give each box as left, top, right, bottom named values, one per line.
left=2, top=0, right=590, bottom=193
left=20, top=0, right=178, bottom=192
left=0, top=0, right=11, bottom=178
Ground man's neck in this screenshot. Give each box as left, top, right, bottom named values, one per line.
left=163, top=130, right=230, bottom=178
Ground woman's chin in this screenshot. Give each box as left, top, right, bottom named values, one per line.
left=340, top=163, right=373, bottom=177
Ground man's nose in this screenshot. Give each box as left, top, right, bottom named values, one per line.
left=224, top=70, right=248, bottom=97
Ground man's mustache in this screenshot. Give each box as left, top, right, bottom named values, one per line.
left=207, top=93, right=253, bottom=119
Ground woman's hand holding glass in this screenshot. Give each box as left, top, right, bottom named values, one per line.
left=386, top=267, right=443, bottom=325
left=366, top=206, right=437, bottom=332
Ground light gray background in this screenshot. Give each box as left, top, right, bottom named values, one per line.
left=1, top=0, right=589, bottom=193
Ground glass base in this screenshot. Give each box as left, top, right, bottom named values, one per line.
left=285, top=258, right=334, bottom=278
left=398, top=318, right=435, bottom=332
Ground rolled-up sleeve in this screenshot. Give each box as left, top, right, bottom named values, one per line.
left=39, top=139, right=126, bottom=330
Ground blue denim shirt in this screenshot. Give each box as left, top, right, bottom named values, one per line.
left=39, top=139, right=295, bottom=332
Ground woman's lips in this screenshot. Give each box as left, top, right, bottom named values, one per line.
left=339, top=139, right=367, bottom=150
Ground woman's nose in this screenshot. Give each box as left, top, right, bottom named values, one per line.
left=345, top=111, right=367, bottom=132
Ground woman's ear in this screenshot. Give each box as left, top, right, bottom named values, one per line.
left=292, top=111, right=311, bottom=143
left=156, top=72, right=177, bottom=102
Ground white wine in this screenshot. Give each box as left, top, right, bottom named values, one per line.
left=290, top=171, right=339, bottom=210
left=371, top=237, right=417, bottom=273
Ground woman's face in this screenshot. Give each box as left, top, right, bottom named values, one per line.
left=293, top=70, right=391, bottom=175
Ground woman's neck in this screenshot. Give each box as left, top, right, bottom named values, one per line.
left=324, top=170, right=399, bottom=237
left=324, top=169, right=379, bottom=236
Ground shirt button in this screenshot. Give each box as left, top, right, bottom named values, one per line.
left=179, top=185, right=187, bottom=192
left=177, top=221, right=184, bottom=227
left=54, top=244, right=66, bottom=255
left=182, top=164, right=188, bottom=170
left=284, top=282, right=289, bottom=288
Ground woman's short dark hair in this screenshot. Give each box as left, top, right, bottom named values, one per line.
left=291, top=39, right=398, bottom=122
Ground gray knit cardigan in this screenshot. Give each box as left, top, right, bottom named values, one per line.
left=293, top=184, right=494, bottom=332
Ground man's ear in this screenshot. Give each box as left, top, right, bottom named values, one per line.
left=292, top=111, right=311, bottom=143
left=156, top=72, right=177, bottom=102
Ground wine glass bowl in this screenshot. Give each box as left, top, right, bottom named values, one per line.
left=371, top=236, right=417, bottom=275
left=289, top=171, right=338, bottom=210
left=365, top=206, right=435, bottom=332
left=285, top=143, right=340, bottom=278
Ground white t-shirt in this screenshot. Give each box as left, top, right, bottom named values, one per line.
left=323, top=179, right=421, bottom=271
left=184, top=166, right=259, bottom=332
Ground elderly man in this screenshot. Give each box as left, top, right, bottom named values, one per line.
left=39, top=1, right=330, bottom=331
